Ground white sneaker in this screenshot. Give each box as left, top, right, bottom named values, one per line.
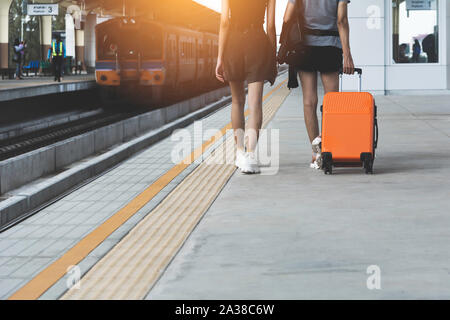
left=312, top=136, right=322, bottom=154
left=311, top=137, right=322, bottom=169
left=240, top=152, right=261, bottom=174
left=235, top=148, right=245, bottom=169
left=309, top=154, right=322, bottom=170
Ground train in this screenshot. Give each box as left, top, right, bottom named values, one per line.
left=95, top=17, right=220, bottom=105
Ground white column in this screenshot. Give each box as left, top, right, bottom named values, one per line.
left=446, top=0, right=450, bottom=89
left=41, top=15, right=52, bottom=61
left=75, top=28, right=85, bottom=71
left=84, top=13, right=97, bottom=70
left=0, top=0, right=13, bottom=68
left=65, top=14, right=76, bottom=58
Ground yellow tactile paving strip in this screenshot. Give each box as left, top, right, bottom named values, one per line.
left=8, top=79, right=288, bottom=300
left=61, top=85, right=290, bottom=300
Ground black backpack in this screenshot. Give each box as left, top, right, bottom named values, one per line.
left=277, top=0, right=305, bottom=65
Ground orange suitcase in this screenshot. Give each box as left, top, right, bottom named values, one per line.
left=321, top=68, right=378, bottom=174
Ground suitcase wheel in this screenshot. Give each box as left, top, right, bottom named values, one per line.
left=361, top=153, right=374, bottom=174
left=322, top=152, right=333, bottom=175
left=365, top=162, right=374, bottom=174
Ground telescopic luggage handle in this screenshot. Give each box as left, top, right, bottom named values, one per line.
left=338, top=67, right=362, bottom=75
left=338, top=67, right=362, bottom=92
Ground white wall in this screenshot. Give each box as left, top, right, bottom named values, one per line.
left=385, top=0, right=447, bottom=91
left=348, top=0, right=448, bottom=93
left=347, top=0, right=385, bottom=93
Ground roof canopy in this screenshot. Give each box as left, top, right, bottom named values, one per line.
left=57, top=0, right=219, bottom=33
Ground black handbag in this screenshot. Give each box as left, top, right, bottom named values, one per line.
left=277, top=0, right=305, bottom=65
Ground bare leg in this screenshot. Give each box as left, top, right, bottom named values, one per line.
left=298, top=71, right=319, bottom=143
left=229, top=81, right=246, bottom=150
left=320, top=71, right=339, bottom=94
left=246, top=81, right=264, bottom=152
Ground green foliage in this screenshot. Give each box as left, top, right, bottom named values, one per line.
left=53, top=5, right=66, bottom=32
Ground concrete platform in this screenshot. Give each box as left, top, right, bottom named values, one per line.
left=148, top=87, right=450, bottom=299
left=0, top=75, right=96, bottom=102
left=0, top=74, right=286, bottom=300
left=1, top=70, right=450, bottom=299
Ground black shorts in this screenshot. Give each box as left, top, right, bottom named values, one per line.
left=223, top=27, right=277, bottom=85
left=295, top=46, right=343, bottom=73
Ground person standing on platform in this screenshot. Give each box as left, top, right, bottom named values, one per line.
left=13, top=39, right=25, bottom=80
left=48, top=35, right=66, bottom=82
left=216, top=0, right=278, bottom=174
left=412, top=39, right=421, bottom=63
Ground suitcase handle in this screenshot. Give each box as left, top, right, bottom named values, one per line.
left=374, top=117, right=379, bottom=149
left=339, top=68, right=362, bottom=92
left=338, top=68, right=362, bottom=75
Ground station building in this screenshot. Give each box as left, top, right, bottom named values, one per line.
left=347, top=0, right=448, bottom=93
left=1, top=0, right=449, bottom=94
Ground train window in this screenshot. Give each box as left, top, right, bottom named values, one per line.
left=97, top=26, right=119, bottom=60
left=141, top=24, right=163, bottom=59
left=171, top=40, right=175, bottom=59
left=167, top=40, right=171, bottom=59
left=97, top=21, right=162, bottom=60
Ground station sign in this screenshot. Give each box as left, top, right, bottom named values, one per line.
left=27, top=4, right=59, bottom=16
left=406, top=0, right=431, bottom=10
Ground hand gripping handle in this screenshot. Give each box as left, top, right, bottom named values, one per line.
left=339, top=68, right=362, bottom=92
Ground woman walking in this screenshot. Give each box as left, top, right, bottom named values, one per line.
left=283, top=0, right=354, bottom=169
left=216, top=0, right=277, bottom=174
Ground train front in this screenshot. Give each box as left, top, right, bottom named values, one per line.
left=95, top=18, right=165, bottom=91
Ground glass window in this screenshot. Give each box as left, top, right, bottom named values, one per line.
left=97, top=22, right=163, bottom=60
left=392, top=0, right=438, bottom=63
left=97, top=23, right=119, bottom=60
left=140, top=23, right=163, bottom=60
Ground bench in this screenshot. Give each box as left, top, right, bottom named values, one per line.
left=40, top=60, right=52, bottom=76
left=23, top=60, right=40, bottom=76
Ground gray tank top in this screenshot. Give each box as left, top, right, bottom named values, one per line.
left=289, top=0, right=350, bottom=48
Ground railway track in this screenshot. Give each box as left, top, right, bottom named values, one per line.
left=0, top=110, right=141, bottom=161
